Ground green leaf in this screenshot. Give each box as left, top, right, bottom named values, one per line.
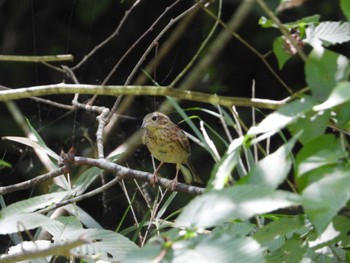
left=273, top=37, right=292, bottom=69
left=301, top=167, right=350, bottom=234
left=295, top=134, right=347, bottom=186
left=253, top=215, right=308, bottom=251
left=176, top=186, right=300, bottom=228
left=313, top=81, right=350, bottom=111
left=173, top=233, right=264, bottom=263
left=265, top=235, right=307, bottom=263
left=209, top=136, right=244, bottom=189
left=0, top=159, right=12, bottom=168
left=248, top=96, right=315, bottom=136
left=305, top=22, right=350, bottom=48
left=213, top=221, right=256, bottom=237
left=341, top=0, right=350, bottom=22
left=0, top=192, right=69, bottom=218
left=45, top=216, right=137, bottom=261
left=308, top=216, right=350, bottom=249
left=259, top=16, right=277, bottom=28
left=0, top=213, right=63, bottom=234
left=240, top=136, right=297, bottom=189
left=305, top=49, right=350, bottom=101
left=288, top=110, right=330, bottom=145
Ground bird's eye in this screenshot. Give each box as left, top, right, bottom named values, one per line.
left=152, top=116, right=157, bottom=121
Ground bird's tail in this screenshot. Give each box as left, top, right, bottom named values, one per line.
left=180, top=162, right=203, bottom=185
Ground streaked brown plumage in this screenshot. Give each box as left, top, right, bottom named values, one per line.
left=141, top=111, right=202, bottom=190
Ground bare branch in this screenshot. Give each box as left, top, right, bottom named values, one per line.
left=0, top=83, right=285, bottom=110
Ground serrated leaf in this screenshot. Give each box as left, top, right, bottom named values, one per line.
left=126, top=233, right=264, bottom=263
left=248, top=96, right=315, bottom=136
left=0, top=213, right=63, bottom=234
left=176, top=186, right=300, bottom=228
left=273, top=37, right=292, bottom=69
left=240, top=136, right=297, bottom=189
left=73, top=228, right=137, bottom=260
left=305, top=22, right=350, bottom=48
left=308, top=216, right=350, bottom=249
left=253, top=215, right=306, bottom=251
left=45, top=216, right=83, bottom=243
left=306, top=49, right=350, bottom=101
left=301, top=167, right=350, bottom=234
left=313, top=82, right=350, bottom=111
left=288, top=110, right=330, bottom=145
left=265, top=235, right=307, bottom=263
left=0, top=192, right=69, bottom=218
left=46, top=216, right=137, bottom=261
left=173, top=233, right=264, bottom=263
left=295, top=134, right=347, bottom=177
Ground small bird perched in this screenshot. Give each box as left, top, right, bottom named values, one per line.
left=141, top=111, right=202, bottom=190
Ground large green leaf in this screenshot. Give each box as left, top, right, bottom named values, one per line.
left=0, top=213, right=63, bottom=234
left=288, top=110, right=330, bottom=145
left=265, top=236, right=307, bottom=263
left=248, top=96, right=315, bottom=136
left=304, top=22, right=350, bottom=48
left=176, top=186, right=300, bottom=228
left=172, top=233, right=264, bottom=263
left=45, top=216, right=137, bottom=261
left=295, top=134, right=346, bottom=176
left=305, top=49, right=350, bottom=101
left=0, top=192, right=69, bottom=218
left=308, top=216, right=350, bottom=249
left=301, top=167, right=350, bottom=234
left=124, top=233, right=264, bottom=263
left=240, top=136, right=297, bottom=188
left=253, top=215, right=308, bottom=251
left=295, top=135, right=347, bottom=190
left=313, top=81, right=350, bottom=111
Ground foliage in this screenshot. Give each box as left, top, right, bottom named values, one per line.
left=1, top=1, right=350, bottom=263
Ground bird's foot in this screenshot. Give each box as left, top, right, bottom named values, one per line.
left=150, top=173, right=159, bottom=187
left=169, top=178, right=178, bottom=191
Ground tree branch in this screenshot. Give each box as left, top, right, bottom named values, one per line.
left=0, top=83, right=285, bottom=110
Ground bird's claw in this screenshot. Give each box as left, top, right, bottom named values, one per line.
left=169, top=179, right=178, bottom=191
left=150, top=173, right=159, bottom=187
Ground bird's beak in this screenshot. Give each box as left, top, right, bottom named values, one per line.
left=141, top=120, right=146, bottom=128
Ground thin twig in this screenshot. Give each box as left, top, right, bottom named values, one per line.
left=256, top=0, right=308, bottom=62
left=71, top=0, right=142, bottom=70
left=198, top=1, right=293, bottom=94
left=0, top=167, right=66, bottom=195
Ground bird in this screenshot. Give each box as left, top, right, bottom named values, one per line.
left=141, top=111, right=202, bottom=190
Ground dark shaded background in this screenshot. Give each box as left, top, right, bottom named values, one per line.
left=0, top=0, right=348, bottom=249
